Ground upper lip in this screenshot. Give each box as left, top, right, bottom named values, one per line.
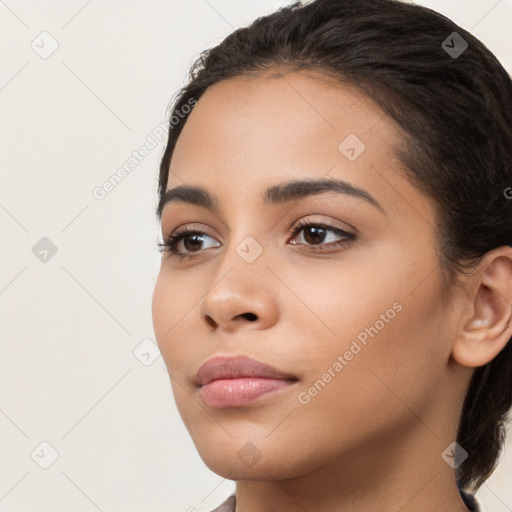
left=194, top=355, right=298, bottom=386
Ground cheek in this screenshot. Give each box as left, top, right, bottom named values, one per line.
left=151, top=274, right=168, bottom=345
left=285, top=252, right=443, bottom=418
left=151, top=271, right=189, bottom=370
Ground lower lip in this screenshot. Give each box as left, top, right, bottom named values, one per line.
left=199, top=378, right=296, bottom=408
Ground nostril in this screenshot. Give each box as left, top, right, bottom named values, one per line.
left=205, top=315, right=217, bottom=328
left=242, top=312, right=257, bottom=321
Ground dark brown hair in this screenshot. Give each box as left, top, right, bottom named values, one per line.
left=156, top=0, right=512, bottom=493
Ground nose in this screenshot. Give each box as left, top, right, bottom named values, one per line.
left=199, top=266, right=280, bottom=333
left=203, top=309, right=258, bottom=329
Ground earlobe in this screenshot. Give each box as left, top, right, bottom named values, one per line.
left=451, top=247, right=512, bottom=368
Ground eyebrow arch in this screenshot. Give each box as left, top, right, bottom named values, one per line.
left=157, top=178, right=385, bottom=218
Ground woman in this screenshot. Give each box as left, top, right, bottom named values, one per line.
left=151, top=0, right=512, bottom=510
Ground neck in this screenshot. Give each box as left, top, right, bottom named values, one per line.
left=234, top=424, right=471, bottom=512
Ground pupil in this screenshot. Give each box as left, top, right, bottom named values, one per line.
left=184, top=234, right=203, bottom=251
left=304, top=226, right=325, bottom=245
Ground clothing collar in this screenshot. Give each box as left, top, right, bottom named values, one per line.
left=209, top=487, right=480, bottom=512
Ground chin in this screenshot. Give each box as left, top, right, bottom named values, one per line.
left=190, top=433, right=319, bottom=481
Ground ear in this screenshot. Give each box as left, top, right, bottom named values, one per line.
left=451, top=246, right=512, bottom=368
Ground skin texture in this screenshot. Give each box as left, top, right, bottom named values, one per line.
left=152, top=70, right=512, bottom=512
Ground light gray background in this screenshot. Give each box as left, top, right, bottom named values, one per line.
left=0, top=1, right=510, bottom=511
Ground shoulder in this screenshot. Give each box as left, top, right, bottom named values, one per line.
left=207, top=490, right=480, bottom=511
left=207, top=493, right=236, bottom=512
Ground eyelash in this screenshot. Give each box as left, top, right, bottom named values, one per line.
left=157, top=218, right=356, bottom=261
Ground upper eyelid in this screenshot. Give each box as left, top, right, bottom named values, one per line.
left=167, top=219, right=353, bottom=243
left=163, top=213, right=355, bottom=235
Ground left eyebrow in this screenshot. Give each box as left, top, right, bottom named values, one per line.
left=157, top=178, right=385, bottom=218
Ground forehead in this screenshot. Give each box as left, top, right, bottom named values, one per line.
left=166, top=70, right=435, bottom=224
left=172, top=70, right=393, bottom=167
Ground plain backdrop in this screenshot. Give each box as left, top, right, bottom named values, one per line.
left=0, top=1, right=511, bottom=511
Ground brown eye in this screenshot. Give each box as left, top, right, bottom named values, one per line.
left=301, top=225, right=328, bottom=245
left=289, top=220, right=356, bottom=250
left=158, top=229, right=220, bottom=257
left=180, top=233, right=207, bottom=252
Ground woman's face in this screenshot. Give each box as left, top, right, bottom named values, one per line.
left=152, top=71, right=466, bottom=480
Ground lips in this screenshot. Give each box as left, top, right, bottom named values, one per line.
left=194, top=355, right=298, bottom=387
left=194, top=355, right=299, bottom=408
